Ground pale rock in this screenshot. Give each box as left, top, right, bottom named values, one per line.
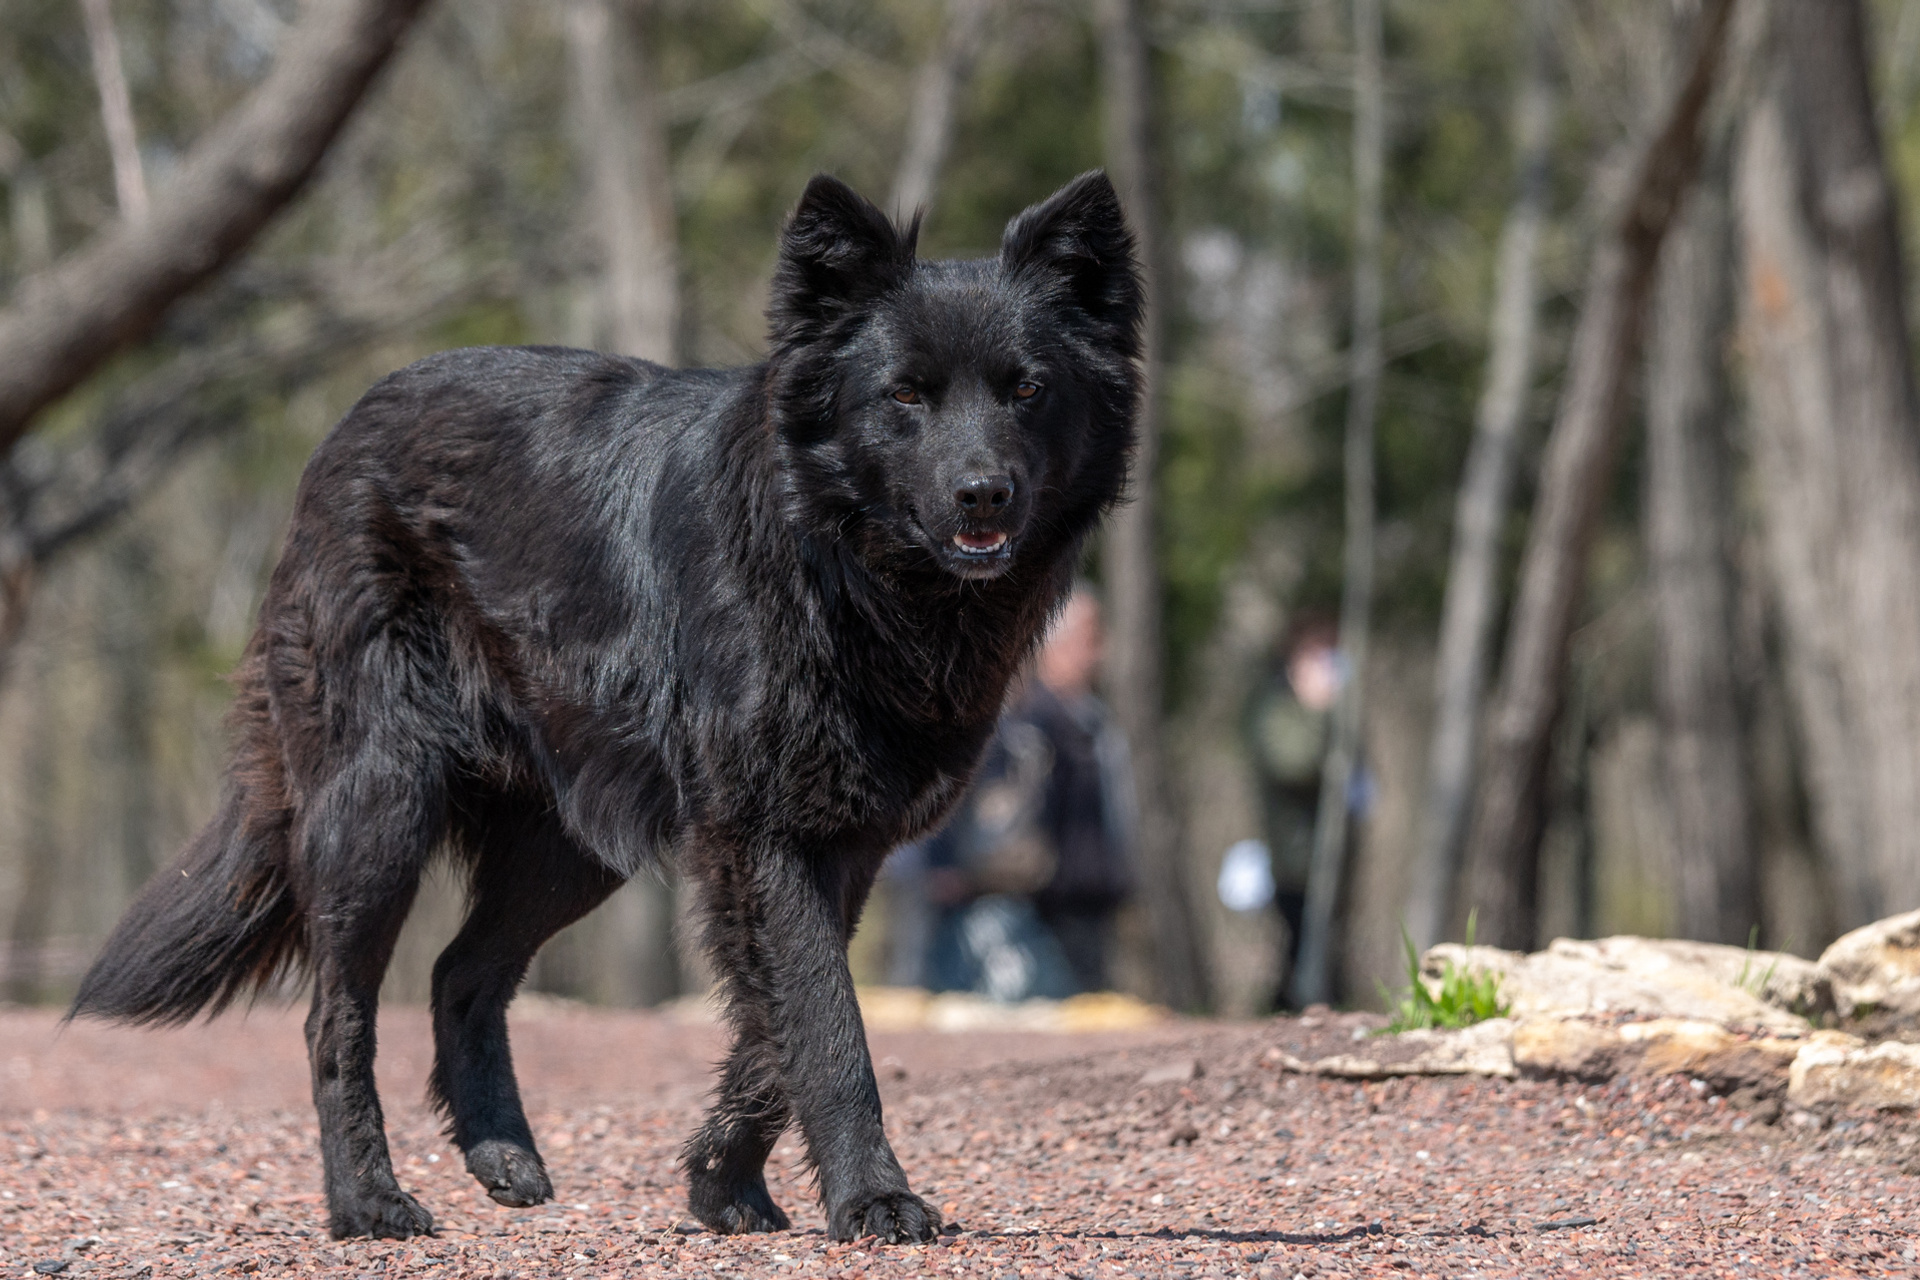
left=1140, top=1059, right=1203, bottom=1085
left=1513, top=1016, right=1801, bottom=1093
left=862, top=988, right=1169, bottom=1033
left=1054, top=991, right=1167, bottom=1032
left=1510, top=1018, right=1625, bottom=1080
left=1816, top=909, right=1920, bottom=1022
left=1272, top=1018, right=1515, bottom=1080
left=1788, top=1031, right=1920, bottom=1111
left=1407, top=1017, right=1518, bottom=1076
left=1424, top=936, right=1810, bottom=1032
left=1618, top=1018, right=1743, bottom=1077
left=857, top=986, right=932, bottom=1032
left=1600, top=937, right=1828, bottom=1015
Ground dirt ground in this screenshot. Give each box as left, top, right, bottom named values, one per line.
left=3, top=1002, right=1917, bottom=1278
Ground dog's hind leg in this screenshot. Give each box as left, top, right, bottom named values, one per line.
left=301, top=756, right=445, bottom=1240
left=430, top=804, right=625, bottom=1210
left=682, top=1019, right=792, bottom=1233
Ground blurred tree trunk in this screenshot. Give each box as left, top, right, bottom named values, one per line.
left=566, top=0, right=679, bottom=364
left=80, top=0, right=148, bottom=224
left=102, top=537, right=158, bottom=895
left=1290, top=0, right=1384, bottom=1009
left=890, top=0, right=992, bottom=220
left=1645, top=137, right=1756, bottom=944
left=4, top=651, right=59, bottom=1004
left=1094, top=0, right=1208, bottom=1011
left=1405, top=0, right=1552, bottom=954
left=0, top=0, right=433, bottom=451
left=556, top=0, right=683, bottom=1003
left=1461, top=0, right=1736, bottom=950
left=1736, top=0, right=1920, bottom=931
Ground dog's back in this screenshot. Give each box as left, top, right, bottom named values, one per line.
left=73, top=346, right=712, bottom=1026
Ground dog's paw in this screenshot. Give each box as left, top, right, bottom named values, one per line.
left=688, top=1174, right=792, bottom=1234
left=828, top=1190, right=941, bottom=1244
left=328, top=1186, right=435, bottom=1239
left=466, top=1139, right=553, bottom=1208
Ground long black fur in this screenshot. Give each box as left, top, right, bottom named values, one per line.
left=71, top=171, right=1142, bottom=1243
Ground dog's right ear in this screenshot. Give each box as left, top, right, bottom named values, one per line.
left=769, top=175, right=919, bottom=349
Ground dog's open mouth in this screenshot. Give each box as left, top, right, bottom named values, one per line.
left=951, top=530, right=1010, bottom=556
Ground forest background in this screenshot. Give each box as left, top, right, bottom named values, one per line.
left=1, top=0, right=1911, bottom=1017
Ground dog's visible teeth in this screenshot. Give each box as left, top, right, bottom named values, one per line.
left=952, top=531, right=1009, bottom=554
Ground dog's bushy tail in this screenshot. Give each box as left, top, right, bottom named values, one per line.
left=71, top=660, right=305, bottom=1025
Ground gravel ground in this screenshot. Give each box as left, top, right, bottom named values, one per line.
left=4, top=1003, right=1918, bottom=1278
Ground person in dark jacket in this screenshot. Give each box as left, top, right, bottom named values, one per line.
left=918, top=587, right=1137, bottom=999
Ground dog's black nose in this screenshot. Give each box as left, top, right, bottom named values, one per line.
left=954, top=474, right=1015, bottom=514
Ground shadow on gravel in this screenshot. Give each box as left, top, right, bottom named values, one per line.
left=962, top=1224, right=1394, bottom=1246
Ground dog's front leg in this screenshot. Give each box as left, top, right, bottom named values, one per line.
left=689, top=843, right=939, bottom=1244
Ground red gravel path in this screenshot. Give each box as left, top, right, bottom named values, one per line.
left=3, top=1003, right=1917, bottom=1277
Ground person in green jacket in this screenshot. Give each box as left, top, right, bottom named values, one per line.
left=1245, top=616, right=1343, bottom=1005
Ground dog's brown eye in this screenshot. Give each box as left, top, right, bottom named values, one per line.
left=893, top=388, right=920, bottom=405
left=1014, top=381, right=1040, bottom=400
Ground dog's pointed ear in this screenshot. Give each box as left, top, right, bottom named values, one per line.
left=769, top=175, right=919, bottom=348
left=999, top=171, right=1143, bottom=344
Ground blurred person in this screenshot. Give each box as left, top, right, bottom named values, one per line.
left=1245, top=615, right=1344, bottom=1004
left=921, top=586, right=1137, bottom=999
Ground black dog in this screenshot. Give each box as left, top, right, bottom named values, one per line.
left=72, top=171, right=1141, bottom=1243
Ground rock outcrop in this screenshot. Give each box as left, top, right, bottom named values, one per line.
left=1510, top=1017, right=1801, bottom=1095
left=1273, top=914, right=1920, bottom=1113
left=1420, top=936, right=1821, bottom=1031
left=1787, top=1031, right=1920, bottom=1110
left=1815, top=909, right=1920, bottom=1023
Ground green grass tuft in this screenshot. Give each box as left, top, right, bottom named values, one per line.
left=1733, top=924, right=1782, bottom=1000
left=1376, top=910, right=1509, bottom=1034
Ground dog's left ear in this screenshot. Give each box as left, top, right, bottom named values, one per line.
left=769, top=175, right=919, bottom=348
left=1000, top=171, right=1143, bottom=344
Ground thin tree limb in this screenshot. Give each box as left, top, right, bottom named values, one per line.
left=567, top=0, right=679, bottom=363
left=80, top=0, right=148, bottom=224
left=889, top=0, right=993, bottom=220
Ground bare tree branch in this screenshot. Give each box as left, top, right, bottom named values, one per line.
left=80, top=0, right=148, bottom=224
left=0, top=247, right=503, bottom=669
left=0, top=0, right=434, bottom=453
